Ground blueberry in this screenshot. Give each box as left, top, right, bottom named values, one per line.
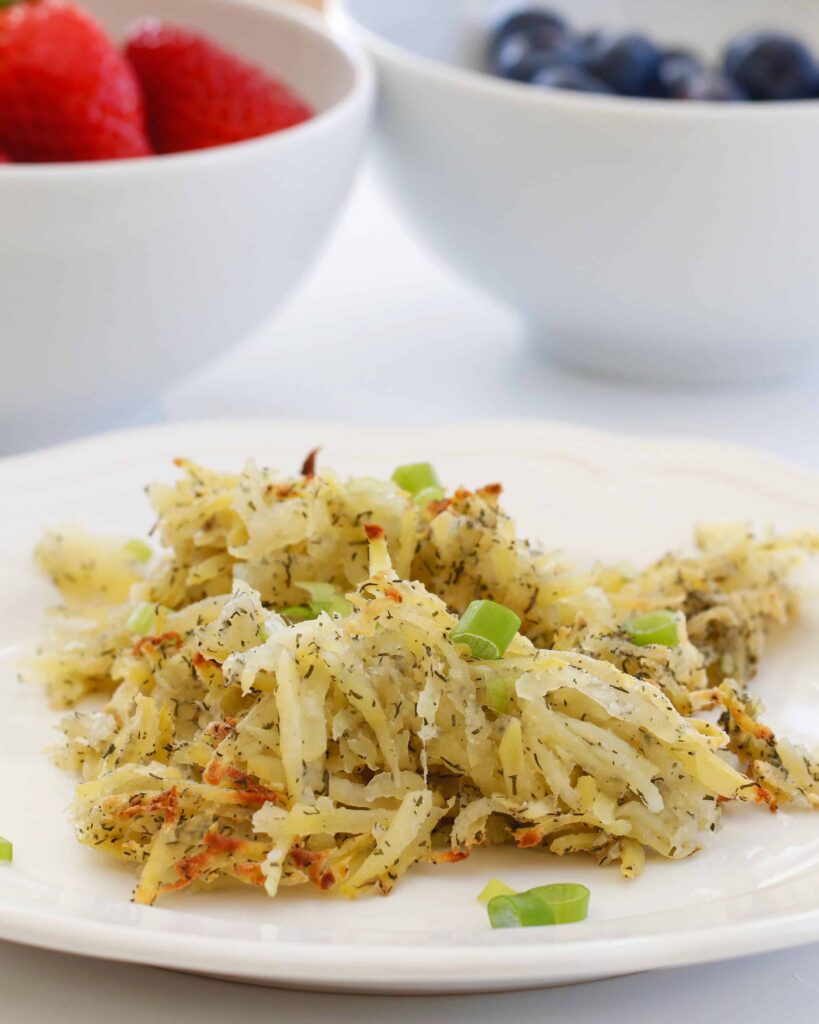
left=582, top=32, right=663, bottom=96
left=674, top=70, right=747, bottom=101
left=492, top=32, right=579, bottom=82
left=724, top=32, right=817, bottom=100
left=578, top=29, right=604, bottom=51
left=490, top=8, right=569, bottom=52
left=655, top=50, right=705, bottom=98
left=489, top=7, right=574, bottom=81
left=531, top=64, right=613, bottom=94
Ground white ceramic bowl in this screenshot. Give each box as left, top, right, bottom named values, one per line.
left=341, top=0, right=819, bottom=384
left=1, top=0, right=373, bottom=453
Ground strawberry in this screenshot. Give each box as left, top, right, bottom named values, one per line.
left=0, top=151, right=9, bottom=163
left=0, top=0, right=151, bottom=163
left=124, top=20, right=313, bottom=155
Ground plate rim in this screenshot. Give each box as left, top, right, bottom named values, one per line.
left=0, top=895, right=818, bottom=993
left=5, top=415, right=819, bottom=478
left=2, top=416, right=819, bottom=993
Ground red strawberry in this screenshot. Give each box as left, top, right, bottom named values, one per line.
left=124, top=20, right=313, bottom=155
left=0, top=0, right=151, bottom=163
left=0, top=151, right=9, bottom=163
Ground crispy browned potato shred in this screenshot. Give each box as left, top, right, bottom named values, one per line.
left=31, top=458, right=819, bottom=904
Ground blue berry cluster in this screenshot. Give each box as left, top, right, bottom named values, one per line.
left=489, top=8, right=819, bottom=101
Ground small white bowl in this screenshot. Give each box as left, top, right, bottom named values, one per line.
left=341, top=0, right=819, bottom=384
left=1, top=0, right=373, bottom=453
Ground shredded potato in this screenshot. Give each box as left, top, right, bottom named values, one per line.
left=30, top=456, right=819, bottom=904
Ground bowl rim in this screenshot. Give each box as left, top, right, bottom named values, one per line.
left=0, top=0, right=374, bottom=179
left=335, top=0, right=819, bottom=121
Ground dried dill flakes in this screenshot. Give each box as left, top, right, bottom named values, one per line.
left=29, top=458, right=819, bottom=907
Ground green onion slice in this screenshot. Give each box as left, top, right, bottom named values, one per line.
left=0, top=837, right=12, bottom=863
left=296, top=581, right=341, bottom=604
left=313, top=598, right=352, bottom=616
left=123, top=539, right=152, bottom=564
left=281, top=605, right=316, bottom=622
left=392, top=463, right=441, bottom=499
left=295, top=582, right=353, bottom=619
left=126, top=602, right=158, bottom=635
left=488, top=891, right=556, bottom=928
left=485, top=673, right=513, bottom=714
left=452, top=600, right=521, bottom=660
left=625, top=610, right=680, bottom=647
left=487, top=883, right=590, bottom=929
left=414, top=485, right=445, bottom=507
left=477, top=879, right=516, bottom=904
left=523, top=883, right=591, bottom=924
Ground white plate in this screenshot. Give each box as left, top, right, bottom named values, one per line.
left=2, top=419, right=819, bottom=994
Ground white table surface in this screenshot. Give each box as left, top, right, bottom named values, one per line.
left=4, top=164, right=819, bottom=1019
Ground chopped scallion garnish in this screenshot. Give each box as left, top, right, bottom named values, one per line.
left=624, top=610, right=680, bottom=647
left=0, top=837, right=12, bottom=863
left=281, top=605, right=316, bottom=622
left=295, top=582, right=353, bottom=619
left=488, top=891, right=556, bottom=929
left=477, top=879, right=516, bottom=904
left=392, top=463, right=442, bottom=502
left=487, top=883, right=590, bottom=929
left=296, top=581, right=341, bottom=604
left=414, top=485, right=445, bottom=506
left=523, top=883, right=591, bottom=924
left=452, top=600, right=521, bottom=660
left=123, top=539, right=152, bottom=564
left=316, top=598, right=353, bottom=616
left=485, top=673, right=513, bottom=714
left=126, top=602, right=158, bottom=635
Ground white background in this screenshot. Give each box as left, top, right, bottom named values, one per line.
left=4, top=165, right=819, bottom=1019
